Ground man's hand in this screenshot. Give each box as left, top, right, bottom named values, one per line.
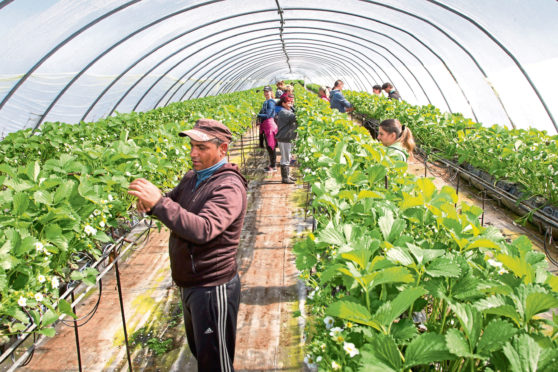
left=128, top=178, right=163, bottom=213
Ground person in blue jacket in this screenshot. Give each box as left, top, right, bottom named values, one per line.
left=257, top=86, right=278, bottom=172
left=329, top=80, right=354, bottom=113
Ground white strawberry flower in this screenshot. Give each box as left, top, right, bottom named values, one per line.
left=487, top=258, right=503, bottom=268
left=323, top=316, right=334, bottom=329
left=99, top=221, right=105, bottom=228
left=108, top=194, right=114, bottom=202
left=329, top=326, right=344, bottom=337
left=51, top=277, right=60, bottom=288
left=84, top=225, right=97, bottom=236
left=331, top=361, right=341, bottom=370
left=18, top=296, right=27, bottom=307
left=38, top=274, right=46, bottom=283
left=35, top=242, right=45, bottom=252
left=35, top=293, right=44, bottom=302
left=343, top=342, right=359, bottom=357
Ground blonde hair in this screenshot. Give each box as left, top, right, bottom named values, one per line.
left=380, top=119, right=415, bottom=156
left=285, top=84, right=294, bottom=93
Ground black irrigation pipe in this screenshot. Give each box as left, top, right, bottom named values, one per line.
left=1, top=218, right=154, bottom=370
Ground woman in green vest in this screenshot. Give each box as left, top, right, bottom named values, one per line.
left=376, top=119, right=415, bottom=162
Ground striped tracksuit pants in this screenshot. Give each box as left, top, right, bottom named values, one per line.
left=180, top=274, right=241, bottom=372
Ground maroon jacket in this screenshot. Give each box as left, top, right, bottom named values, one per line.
left=150, top=163, right=247, bottom=288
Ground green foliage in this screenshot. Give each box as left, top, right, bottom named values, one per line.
left=345, top=90, right=558, bottom=205
left=295, top=85, right=558, bottom=371
left=0, top=89, right=261, bottom=337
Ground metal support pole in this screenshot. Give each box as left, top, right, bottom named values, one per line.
left=455, top=169, right=460, bottom=208
left=71, top=292, right=83, bottom=372
left=481, top=190, right=486, bottom=226
left=240, top=133, right=245, bottom=173
left=114, top=260, right=133, bottom=372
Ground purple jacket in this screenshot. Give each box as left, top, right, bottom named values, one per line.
left=150, top=163, right=247, bottom=287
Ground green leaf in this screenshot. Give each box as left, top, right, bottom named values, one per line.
left=502, top=334, right=541, bottom=372
left=37, top=327, right=56, bottom=337
left=315, top=222, right=345, bottom=246
left=33, top=190, right=54, bottom=205
left=496, top=253, right=535, bottom=284
left=341, top=249, right=372, bottom=270
left=45, top=224, right=68, bottom=251
left=524, top=292, right=558, bottom=322
left=42, top=309, right=59, bottom=326
left=358, top=189, right=383, bottom=200
left=374, top=286, right=426, bottom=327
left=53, top=180, right=75, bottom=204
left=477, top=319, right=517, bottom=355
left=385, top=246, right=414, bottom=266
left=390, top=318, right=417, bottom=342
left=445, top=328, right=473, bottom=358
left=58, top=299, right=77, bottom=319
left=451, top=302, right=482, bottom=349
left=26, top=161, right=41, bottom=182
left=483, top=305, right=522, bottom=327
left=93, top=231, right=111, bottom=243
left=368, top=266, right=414, bottom=290
left=13, top=192, right=30, bottom=216
left=426, top=257, right=462, bottom=278
left=362, top=334, right=402, bottom=370
left=326, top=300, right=381, bottom=331
left=404, top=333, right=456, bottom=368
left=17, top=236, right=36, bottom=256
left=466, top=238, right=500, bottom=250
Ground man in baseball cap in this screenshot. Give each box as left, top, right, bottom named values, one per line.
left=179, top=118, right=232, bottom=144
left=129, top=118, right=247, bottom=370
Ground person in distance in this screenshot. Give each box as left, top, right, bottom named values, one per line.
left=372, top=84, right=383, bottom=96
left=376, top=118, right=415, bottom=162
left=318, top=86, right=330, bottom=102
left=275, top=80, right=286, bottom=98
left=257, top=86, right=279, bottom=172
left=329, top=80, right=354, bottom=113
left=382, top=82, right=402, bottom=101
left=275, top=93, right=298, bottom=184
left=128, top=119, right=247, bottom=372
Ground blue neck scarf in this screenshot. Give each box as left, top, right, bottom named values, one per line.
left=195, top=158, right=227, bottom=189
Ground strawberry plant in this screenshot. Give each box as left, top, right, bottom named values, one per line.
left=294, top=85, right=558, bottom=371
left=345, top=91, right=558, bottom=207
left=0, top=89, right=262, bottom=338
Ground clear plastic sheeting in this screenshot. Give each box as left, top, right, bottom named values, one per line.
left=0, top=0, right=556, bottom=135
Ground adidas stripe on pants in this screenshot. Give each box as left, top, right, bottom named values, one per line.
left=180, top=274, right=241, bottom=372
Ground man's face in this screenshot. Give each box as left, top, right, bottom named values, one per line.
left=190, top=139, right=228, bottom=171
left=373, top=89, right=381, bottom=95
left=264, top=90, right=273, bottom=99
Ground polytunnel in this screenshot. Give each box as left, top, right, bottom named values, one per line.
left=3, top=1, right=558, bottom=371
left=1, top=0, right=557, bottom=135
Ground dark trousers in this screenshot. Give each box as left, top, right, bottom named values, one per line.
left=263, top=136, right=276, bottom=168
left=180, top=274, right=241, bottom=372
